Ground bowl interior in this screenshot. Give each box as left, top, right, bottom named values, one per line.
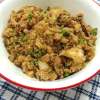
left=0, top=0, right=100, bottom=89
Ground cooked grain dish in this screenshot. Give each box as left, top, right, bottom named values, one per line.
left=3, top=5, right=97, bottom=81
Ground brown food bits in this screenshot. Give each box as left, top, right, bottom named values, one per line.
left=3, top=5, right=97, bottom=81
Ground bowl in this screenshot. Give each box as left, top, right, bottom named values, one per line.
left=0, top=0, right=100, bottom=91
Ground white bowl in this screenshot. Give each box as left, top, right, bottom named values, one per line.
left=0, top=0, right=100, bottom=91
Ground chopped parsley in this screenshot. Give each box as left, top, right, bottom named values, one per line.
left=64, top=72, right=71, bottom=78
left=31, top=49, right=47, bottom=58
left=60, top=28, right=70, bottom=37
left=27, top=12, right=33, bottom=21
left=78, top=38, right=87, bottom=45
left=90, top=28, right=97, bottom=36
left=32, top=59, right=38, bottom=66
left=18, top=32, right=27, bottom=42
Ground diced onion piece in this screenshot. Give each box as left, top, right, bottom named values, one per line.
left=60, top=47, right=86, bottom=65
left=38, top=60, right=49, bottom=70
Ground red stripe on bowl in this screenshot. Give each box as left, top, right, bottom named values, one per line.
left=0, top=70, right=100, bottom=91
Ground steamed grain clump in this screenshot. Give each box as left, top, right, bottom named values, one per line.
left=3, top=5, right=97, bottom=81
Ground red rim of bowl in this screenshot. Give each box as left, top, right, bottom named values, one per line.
left=0, top=70, right=100, bottom=91
left=0, top=0, right=100, bottom=91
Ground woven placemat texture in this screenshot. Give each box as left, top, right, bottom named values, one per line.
left=0, top=74, right=100, bottom=100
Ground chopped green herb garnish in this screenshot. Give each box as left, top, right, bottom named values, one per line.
left=79, top=38, right=87, bottom=44
left=22, top=36, right=27, bottom=42
left=60, top=29, right=70, bottom=37
left=19, top=32, right=26, bottom=37
left=18, top=32, right=27, bottom=42
left=31, top=49, right=47, bottom=58
left=64, top=72, right=71, bottom=77
left=61, top=25, right=64, bottom=29
left=32, top=59, right=38, bottom=66
left=90, top=28, right=97, bottom=36
left=28, top=12, right=33, bottom=21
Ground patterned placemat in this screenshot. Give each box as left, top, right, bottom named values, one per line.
left=0, top=74, right=100, bottom=100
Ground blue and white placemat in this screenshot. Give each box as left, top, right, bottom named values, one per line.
left=0, top=74, right=100, bottom=100
left=94, top=0, right=100, bottom=5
